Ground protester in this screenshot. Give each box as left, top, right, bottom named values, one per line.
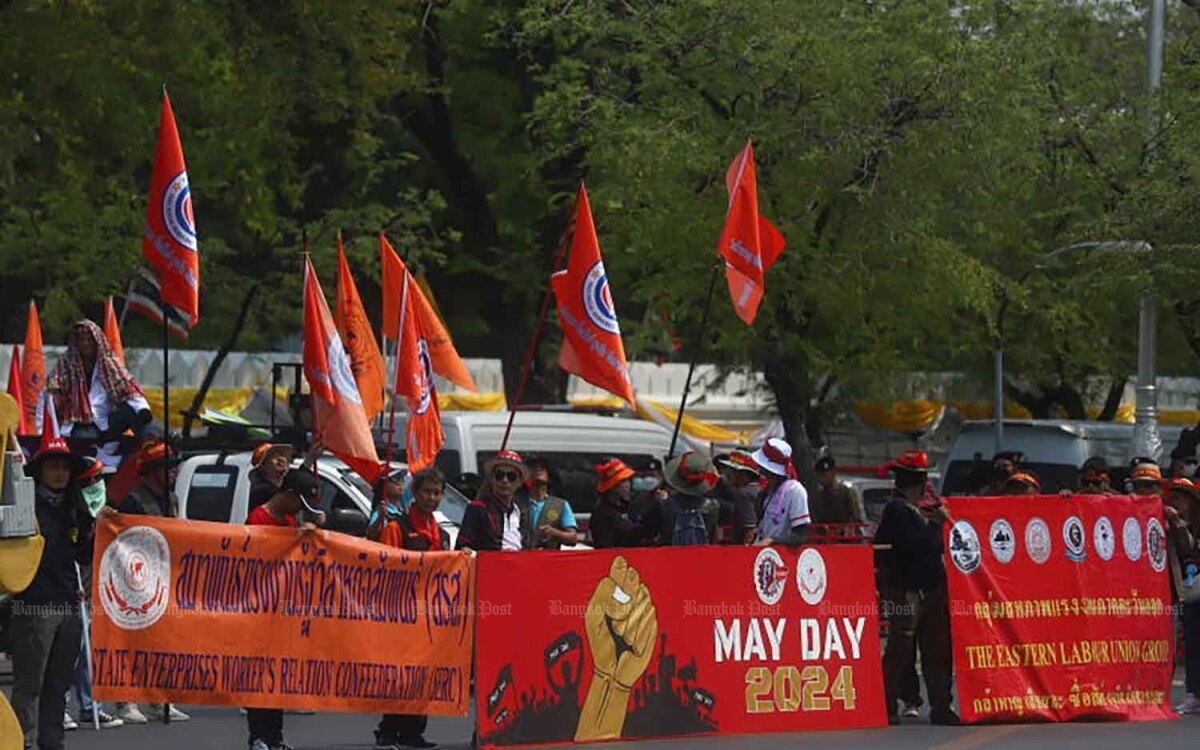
left=456, top=451, right=528, bottom=551
left=589, top=459, right=645, bottom=549
left=115, top=439, right=178, bottom=518
left=244, top=469, right=320, bottom=750
left=366, top=467, right=408, bottom=543
left=1128, top=458, right=1163, bottom=497
left=66, top=458, right=123, bottom=730
left=873, top=450, right=958, bottom=726
left=811, top=455, right=865, bottom=526
left=10, top=429, right=105, bottom=750
left=979, top=451, right=1023, bottom=496
left=112, top=439, right=189, bottom=725
left=45, top=320, right=151, bottom=468
left=373, top=468, right=447, bottom=750
left=1076, top=457, right=1116, bottom=495
left=1001, top=471, right=1041, bottom=496
left=713, top=452, right=761, bottom=545
left=1167, top=478, right=1200, bottom=715
left=628, top=457, right=668, bottom=522
left=522, top=457, right=578, bottom=550
left=248, top=443, right=295, bottom=510
left=656, top=452, right=721, bottom=546
left=1169, top=434, right=1199, bottom=479
left=750, top=439, right=810, bottom=546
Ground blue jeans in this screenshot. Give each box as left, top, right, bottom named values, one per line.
left=67, top=623, right=100, bottom=718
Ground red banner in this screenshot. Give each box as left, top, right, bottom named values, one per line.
left=474, top=546, right=885, bottom=747
left=944, top=494, right=1175, bottom=723
left=91, top=515, right=474, bottom=714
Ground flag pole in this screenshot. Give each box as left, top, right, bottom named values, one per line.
left=158, top=277, right=171, bottom=725
left=668, top=264, right=720, bottom=457
left=499, top=189, right=578, bottom=452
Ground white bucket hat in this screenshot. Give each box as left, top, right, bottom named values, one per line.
left=751, top=438, right=793, bottom=477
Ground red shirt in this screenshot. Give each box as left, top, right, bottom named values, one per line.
left=246, top=505, right=297, bottom=528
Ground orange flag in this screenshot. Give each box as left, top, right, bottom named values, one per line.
left=380, top=234, right=477, bottom=391
left=7, top=345, right=27, bottom=435
left=551, top=184, right=635, bottom=406
left=334, top=234, right=387, bottom=422
left=302, top=257, right=380, bottom=483
left=142, top=90, right=200, bottom=326
left=391, top=257, right=444, bottom=472
left=716, top=140, right=786, bottom=325
left=21, top=301, right=45, bottom=432
left=103, top=297, right=126, bottom=365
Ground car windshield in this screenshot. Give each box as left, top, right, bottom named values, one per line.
left=339, top=469, right=374, bottom=498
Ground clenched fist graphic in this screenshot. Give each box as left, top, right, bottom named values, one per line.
left=575, top=556, right=658, bottom=741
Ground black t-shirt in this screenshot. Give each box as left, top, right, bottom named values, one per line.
left=18, top=489, right=93, bottom=606
left=873, top=497, right=945, bottom=593
left=590, top=500, right=642, bottom=549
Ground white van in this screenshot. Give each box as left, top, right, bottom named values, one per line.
left=388, top=411, right=677, bottom=513
left=940, top=420, right=1185, bottom=495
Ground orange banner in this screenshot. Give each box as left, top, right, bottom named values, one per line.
left=90, top=515, right=474, bottom=715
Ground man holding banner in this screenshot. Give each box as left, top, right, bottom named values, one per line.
left=873, top=451, right=959, bottom=726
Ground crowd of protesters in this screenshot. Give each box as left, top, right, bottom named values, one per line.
left=8, top=322, right=1200, bottom=749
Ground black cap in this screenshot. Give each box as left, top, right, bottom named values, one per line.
left=525, top=455, right=552, bottom=471
left=1081, top=456, right=1109, bottom=473
left=637, top=458, right=663, bottom=473
left=815, top=456, right=836, bottom=473
left=280, top=469, right=317, bottom=500
left=993, top=451, right=1024, bottom=463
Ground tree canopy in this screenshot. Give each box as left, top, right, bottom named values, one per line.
left=3, top=0, right=1200, bottom=454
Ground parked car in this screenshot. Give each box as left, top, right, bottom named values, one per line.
left=174, top=451, right=591, bottom=549
left=940, top=420, right=1186, bottom=495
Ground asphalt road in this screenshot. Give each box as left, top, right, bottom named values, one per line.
left=12, top=681, right=1197, bottom=750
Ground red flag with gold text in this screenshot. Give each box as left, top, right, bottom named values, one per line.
left=7, top=345, right=27, bottom=435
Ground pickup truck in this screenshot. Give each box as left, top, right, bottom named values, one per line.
left=175, top=452, right=464, bottom=546
left=175, top=452, right=592, bottom=550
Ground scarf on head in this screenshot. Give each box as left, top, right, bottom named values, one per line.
left=47, top=320, right=143, bottom=425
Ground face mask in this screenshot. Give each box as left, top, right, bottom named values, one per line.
left=1182, top=461, right=1198, bottom=478
left=631, top=477, right=660, bottom=493
left=82, top=483, right=107, bottom=517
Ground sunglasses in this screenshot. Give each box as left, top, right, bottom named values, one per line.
left=494, top=470, right=521, bottom=482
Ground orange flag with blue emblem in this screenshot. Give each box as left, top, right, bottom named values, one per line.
left=391, top=257, right=444, bottom=472
left=302, top=256, right=380, bottom=483
left=551, top=184, right=635, bottom=406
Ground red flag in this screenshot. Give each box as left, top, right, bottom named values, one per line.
left=391, top=258, right=444, bottom=472
left=7, top=346, right=27, bottom=435
left=716, top=141, right=785, bottom=325
left=551, top=184, right=635, bottom=406
left=142, top=90, right=200, bottom=326
left=380, top=234, right=477, bottom=391
left=21, top=301, right=44, bottom=432
left=334, top=233, right=387, bottom=422
left=302, top=257, right=380, bottom=483
left=103, top=297, right=126, bottom=365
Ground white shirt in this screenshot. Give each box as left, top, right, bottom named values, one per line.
left=501, top=503, right=523, bottom=551
left=756, top=479, right=811, bottom=542
left=57, top=366, right=150, bottom=468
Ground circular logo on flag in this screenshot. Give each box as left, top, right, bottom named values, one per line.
left=796, top=548, right=828, bottom=606
left=1123, top=517, right=1143, bottom=562
left=327, top=334, right=362, bottom=406
left=582, top=260, right=620, bottom=335
left=161, top=170, right=197, bottom=251
left=98, top=526, right=171, bottom=630
left=989, top=519, right=1015, bottom=564
left=950, top=520, right=982, bottom=574
left=1063, top=516, right=1086, bottom=562
left=1093, top=516, right=1115, bottom=561
left=1147, top=518, right=1167, bottom=573
left=415, top=338, right=434, bottom=415
left=753, top=547, right=787, bottom=606
left=1025, top=517, right=1051, bottom=564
